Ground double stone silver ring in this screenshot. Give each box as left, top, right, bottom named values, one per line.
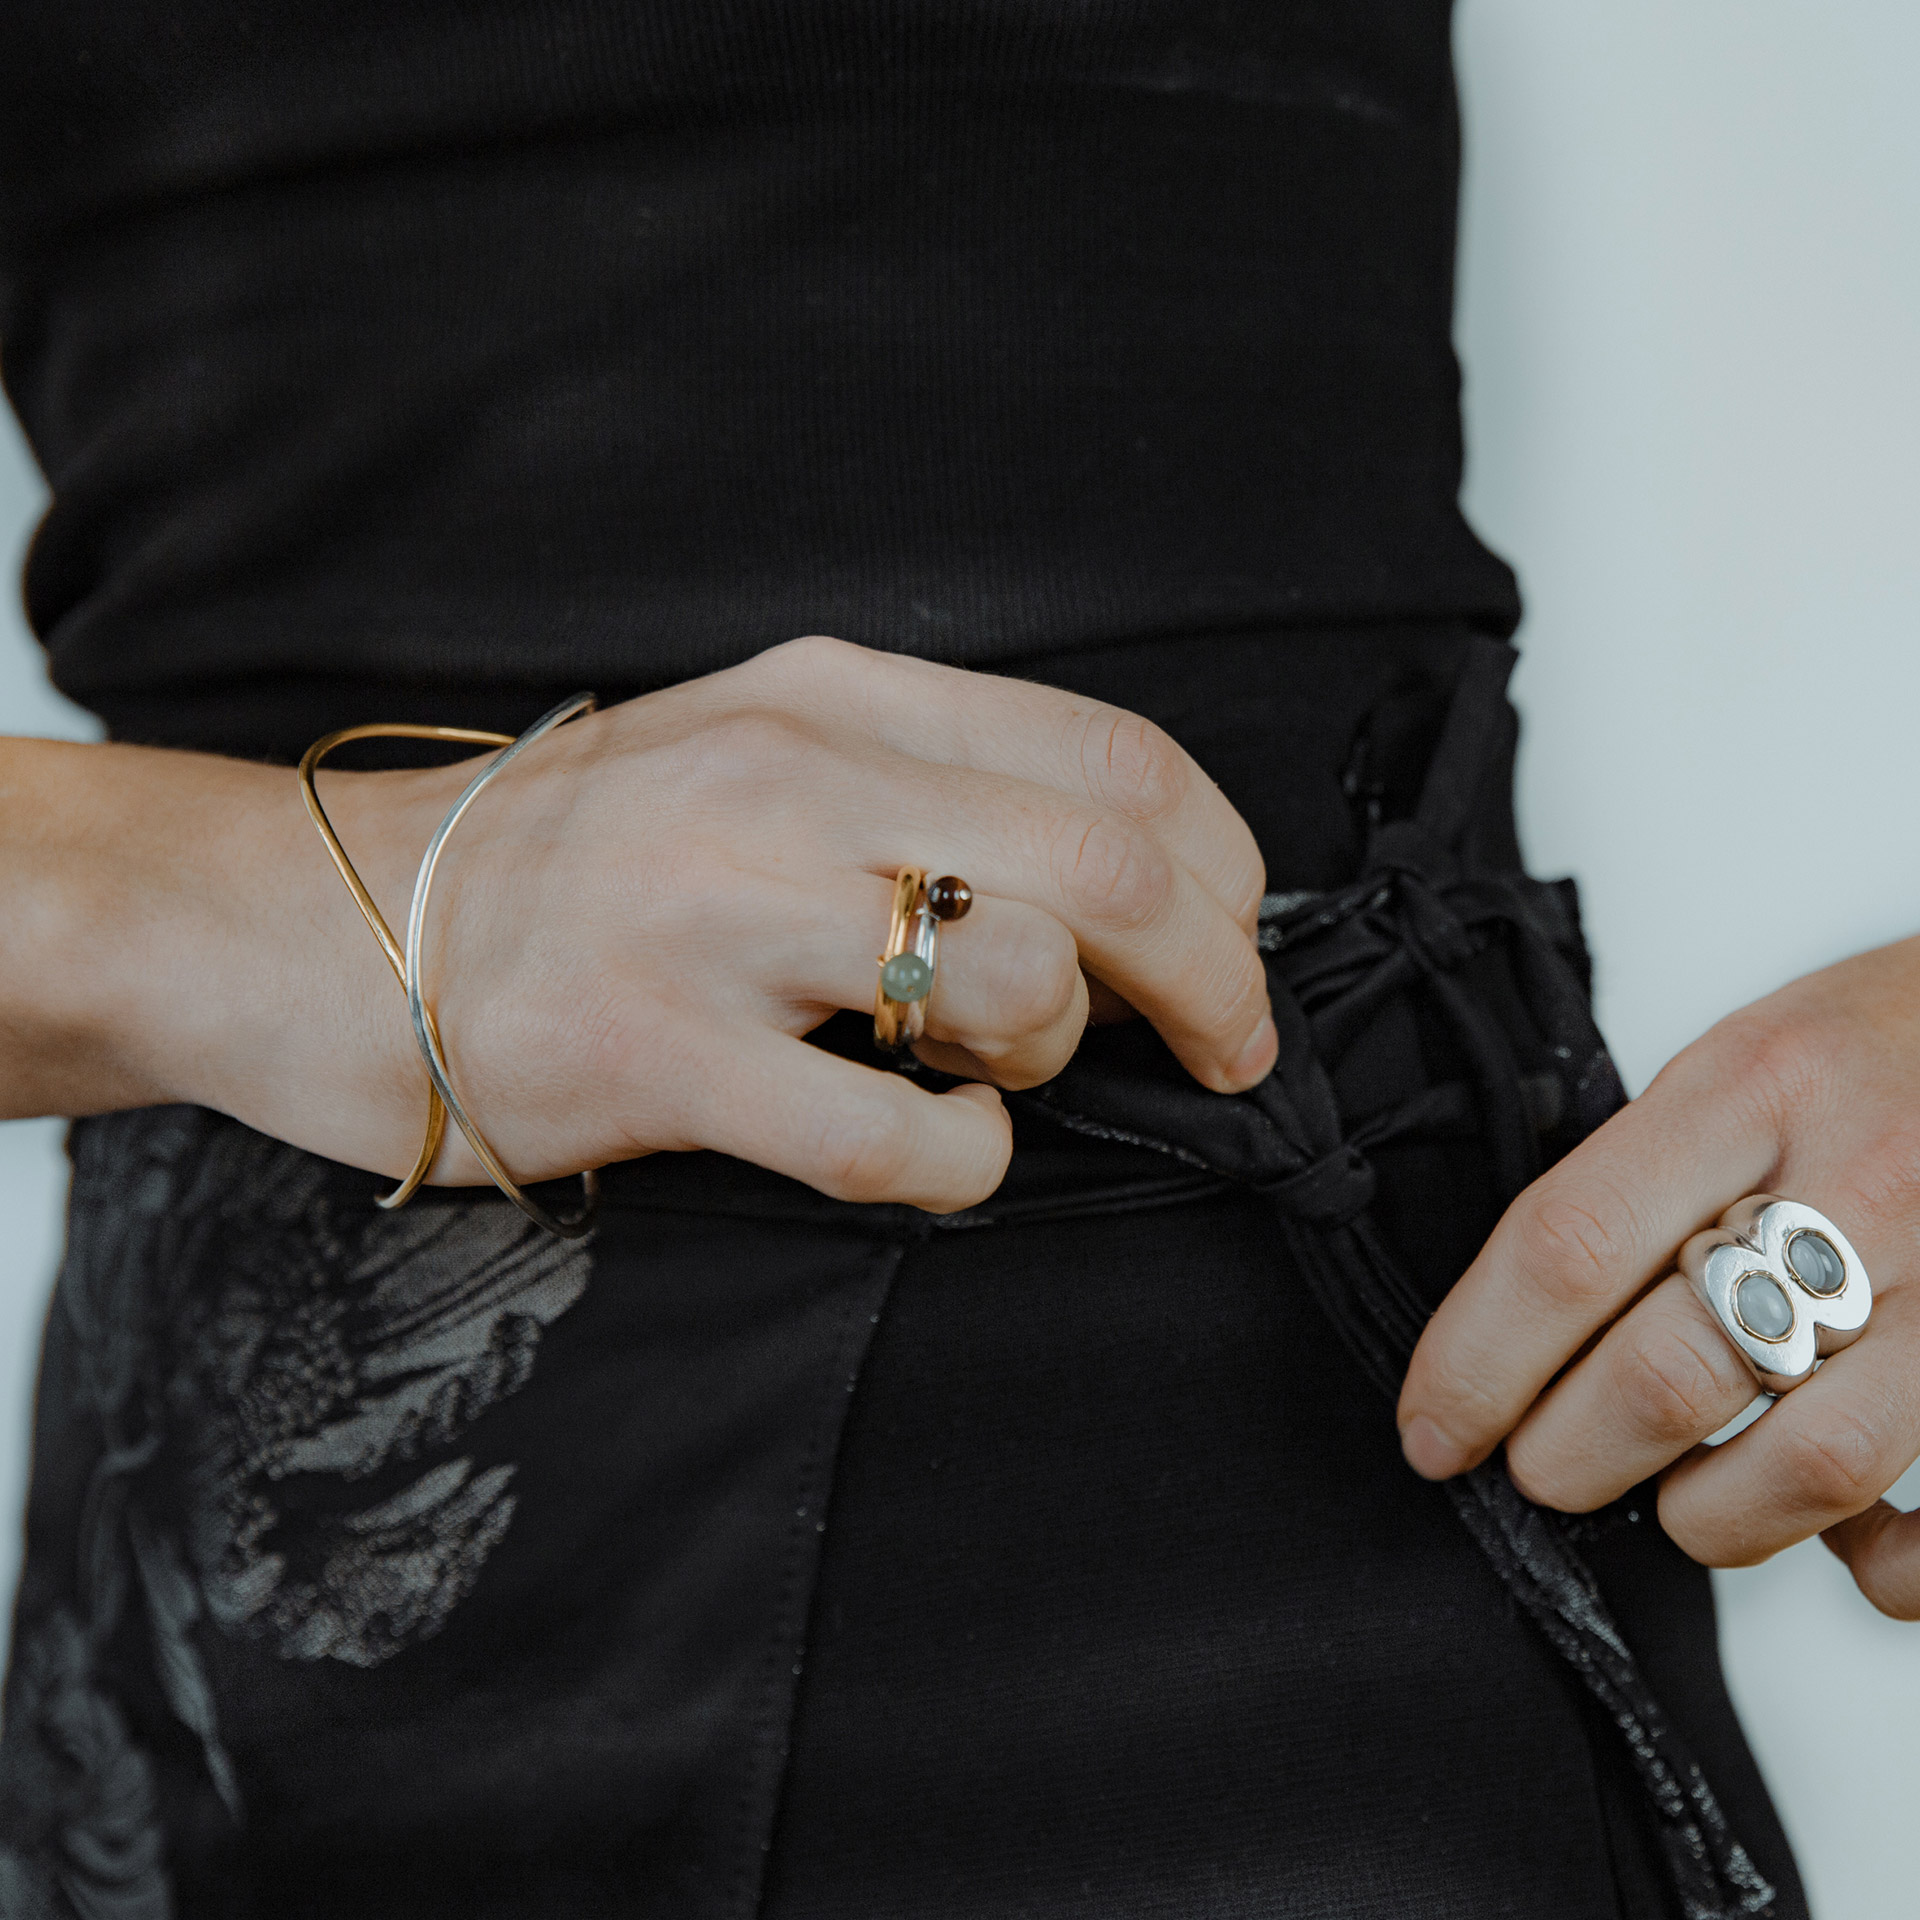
left=1680, top=1195, right=1872, bottom=1395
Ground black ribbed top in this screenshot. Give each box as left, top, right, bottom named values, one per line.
left=0, top=0, right=1517, bottom=755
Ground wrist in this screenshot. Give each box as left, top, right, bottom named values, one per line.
left=0, top=739, right=188, bottom=1114
left=162, top=750, right=462, bottom=1169
left=0, top=737, right=433, bottom=1169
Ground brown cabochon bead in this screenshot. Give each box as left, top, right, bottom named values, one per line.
left=927, top=875, right=972, bottom=921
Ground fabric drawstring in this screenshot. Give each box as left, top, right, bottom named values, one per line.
left=1015, top=638, right=1776, bottom=1920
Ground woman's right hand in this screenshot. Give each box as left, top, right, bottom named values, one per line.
left=0, top=637, right=1274, bottom=1213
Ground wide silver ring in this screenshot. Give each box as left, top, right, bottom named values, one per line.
left=1679, top=1194, right=1871, bottom=1394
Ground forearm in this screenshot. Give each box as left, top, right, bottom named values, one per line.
left=0, top=736, right=421, bottom=1137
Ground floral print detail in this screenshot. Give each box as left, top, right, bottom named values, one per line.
left=0, top=1108, right=593, bottom=1917
left=209, top=1455, right=519, bottom=1669
left=0, top=1611, right=169, bottom=1920
left=170, top=1180, right=589, bottom=1668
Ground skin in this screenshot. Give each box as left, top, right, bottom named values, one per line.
left=0, top=636, right=1276, bottom=1217
left=1397, top=936, right=1920, bottom=1621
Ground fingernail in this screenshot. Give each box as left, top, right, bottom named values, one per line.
left=1400, top=1415, right=1468, bottom=1481
left=1228, top=1014, right=1277, bottom=1088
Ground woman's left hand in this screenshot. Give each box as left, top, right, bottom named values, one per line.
left=1396, top=933, right=1920, bottom=1619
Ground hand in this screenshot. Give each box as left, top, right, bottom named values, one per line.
left=5, top=637, right=1274, bottom=1215
left=1395, top=935, right=1920, bottom=1618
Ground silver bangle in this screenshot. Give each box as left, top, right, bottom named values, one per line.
left=403, top=692, right=600, bottom=1239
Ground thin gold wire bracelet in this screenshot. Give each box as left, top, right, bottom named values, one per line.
left=297, top=699, right=599, bottom=1237
left=299, top=721, right=512, bottom=1208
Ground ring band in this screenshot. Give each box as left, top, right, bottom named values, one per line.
left=1680, top=1194, right=1871, bottom=1394
left=873, top=867, right=972, bottom=1053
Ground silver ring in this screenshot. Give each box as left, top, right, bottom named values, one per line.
left=1680, top=1194, right=1871, bottom=1394
left=873, top=868, right=972, bottom=1054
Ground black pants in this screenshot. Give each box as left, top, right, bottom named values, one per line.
left=0, top=629, right=1805, bottom=1918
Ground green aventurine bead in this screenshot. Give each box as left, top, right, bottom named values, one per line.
left=880, top=952, right=934, bottom=1002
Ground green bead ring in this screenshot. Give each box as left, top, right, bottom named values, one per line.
left=879, top=952, right=934, bottom=1002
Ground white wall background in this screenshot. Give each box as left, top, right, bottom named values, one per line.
left=1454, top=3, right=1920, bottom=1915
left=0, top=413, right=97, bottom=1703
left=0, top=2, right=1915, bottom=1911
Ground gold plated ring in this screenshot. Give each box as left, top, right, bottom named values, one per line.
left=873, top=867, right=972, bottom=1053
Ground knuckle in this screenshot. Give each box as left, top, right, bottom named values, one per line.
left=1658, top=1510, right=1752, bottom=1571
left=1223, top=845, right=1267, bottom=934
left=990, top=919, right=1082, bottom=1040
left=1504, top=1439, right=1576, bottom=1512
left=1830, top=1118, right=1920, bottom=1236
left=1188, top=946, right=1271, bottom=1069
left=759, top=633, right=859, bottom=681
left=692, top=707, right=823, bottom=788
left=1408, top=1350, right=1510, bottom=1451
left=1779, top=1412, right=1885, bottom=1517
left=1655, top=1470, right=1780, bottom=1570
left=1058, top=812, right=1175, bottom=931
left=811, top=1095, right=914, bottom=1203
left=1613, top=1330, right=1732, bottom=1449
left=1222, top=932, right=1271, bottom=1012
left=1851, top=1552, right=1920, bottom=1623
left=1084, top=710, right=1191, bottom=822
left=1870, top=1112, right=1920, bottom=1188
left=978, top=1042, right=1075, bottom=1095
left=1511, top=1190, right=1635, bottom=1313
left=1694, top=1005, right=1827, bottom=1134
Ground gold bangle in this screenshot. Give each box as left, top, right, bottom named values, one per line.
left=299, top=722, right=510, bottom=1208
left=298, top=697, right=598, bottom=1238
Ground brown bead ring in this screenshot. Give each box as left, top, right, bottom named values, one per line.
left=873, top=867, right=972, bottom=1052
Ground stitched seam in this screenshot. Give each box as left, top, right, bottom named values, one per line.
left=725, top=1238, right=906, bottom=1920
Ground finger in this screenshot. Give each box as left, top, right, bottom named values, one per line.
left=835, top=748, right=1276, bottom=1094
left=784, top=873, right=1091, bottom=1091
left=685, top=1022, right=1012, bottom=1213
left=1823, top=1502, right=1920, bottom=1621
left=1396, top=1036, right=1780, bottom=1478
left=1656, top=1283, right=1920, bottom=1565
left=1503, top=1273, right=1761, bottom=1513
left=914, top=901, right=1089, bottom=1089
left=753, top=636, right=1266, bottom=933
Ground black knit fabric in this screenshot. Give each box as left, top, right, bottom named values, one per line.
left=0, top=0, right=1515, bottom=757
